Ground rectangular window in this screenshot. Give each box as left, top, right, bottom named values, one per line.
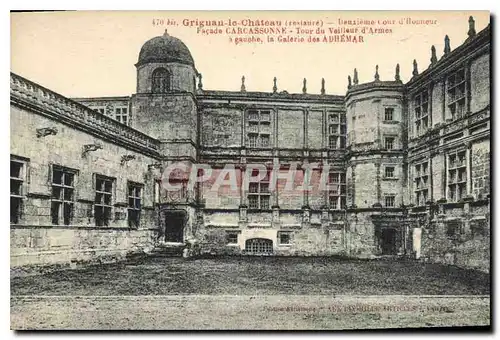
left=248, top=122, right=259, bottom=133
left=246, top=109, right=271, bottom=148
left=115, top=107, right=129, bottom=125
left=260, top=111, right=271, bottom=122
left=128, top=182, right=142, bottom=228
left=328, top=136, right=338, bottom=149
left=328, top=172, right=346, bottom=210
left=260, top=134, right=270, bottom=147
left=384, top=107, right=394, bottom=121
left=226, top=231, right=238, bottom=244
left=384, top=166, right=395, bottom=178
left=278, top=231, right=292, bottom=245
left=384, top=137, right=395, bottom=150
left=248, top=134, right=258, bottom=148
left=248, top=195, right=259, bottom=209
left=414, top=90, right=429, bottom=136
left=51, top=166, right=76, bottom=225
left=447, top=150, right=467, bottom=202
left=414, top=161, right=429, bottom=206
left=10, top=158, right=26, bottom=224
left=329, top=196, right=338, bottom=209
left=385, top=195, right=395, bottom=208
left=247, top=170, right=271, bottom=210
left=95, top=175, right=114, bottom=227
left=247, top=110, right=259, bottom=121
left=328, top=112, right=346, bottom=150
left=446, top=68, right=467, bottom=121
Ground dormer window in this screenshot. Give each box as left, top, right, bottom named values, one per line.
left=152, top=68, right=171, bottom=93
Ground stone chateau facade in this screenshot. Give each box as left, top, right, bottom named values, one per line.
left=11, top=17, right=490, bottom=270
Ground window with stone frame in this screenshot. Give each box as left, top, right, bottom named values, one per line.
left=127, top=182, right=142, bottom=228
left=248, top=134, right=258, bottom=148
left=246, top=109, right=271, bottom=148
left=384, top=166, right=395, bottom=179
left=414, top=89, right=429, bottom=136
left=51, top=166, right=76, bottom=225
left=94, top=175, right=114, bottom=227
left=260, top=134, right=270, bottom=147
left=115, top=107, right=129, bottom=126
left=384, top=194, right=396, bottom=208
left=226, top=231, right=239, bottom=244
left=384, top=107, right=395, bottom=121
left=447, top=149, right=467, bottom=202
left=446, top=68, right=467, bottom=121
left=328, top=112, right=346, bottom=149
left=414, top=160, right=429, bottom=206
left=384, top=136, right=395, bottom=150
left=10, top=157, right=27, bottom=224
left=328, top=172, right=346, bottom=210
left=247, top=170, right=270, bottom=210
left=278, top=231, right=292, bottom=245
left=152, top=68, right=171, bottom=93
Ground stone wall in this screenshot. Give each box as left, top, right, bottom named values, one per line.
left=202, top=107, right=242, bottom=147
left=131, top=93, right=197, bottom=142
left=470, top=53, right=490, bottom=113
left=307, top=110, right=323, bottom=149
left=471, top=139, right=490, bottom=199
left=346, top=212, right=376, bottom=257
left=420, top=205, right=490, bottom=273
left=11, top=228, right=156, bottom=267
left=277, top=109, right=304, bottom=148
left=10, top=102, right=159, bottom=267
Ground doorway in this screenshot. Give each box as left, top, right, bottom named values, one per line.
left=164, top=211, right=185, bottom=243
left=380, top=228, right=397, bottom=255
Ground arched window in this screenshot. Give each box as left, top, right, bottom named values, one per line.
left=152, top=68, right=171, bottom=93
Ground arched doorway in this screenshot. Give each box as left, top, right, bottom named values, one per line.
left=245, top=238, right=273, bottom=255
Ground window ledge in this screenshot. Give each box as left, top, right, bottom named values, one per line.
left=247, top=209, right=273, bottom=213
left=382, top=120, right=400, bottom=124
left=278, top=244, right=292, bottom=247
left=382, top=177, right=399, bottom=181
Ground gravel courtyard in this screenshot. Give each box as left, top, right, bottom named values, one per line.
left=11, top=256, right=490, bottom=296
left=11, top=256, right=490, bottom=330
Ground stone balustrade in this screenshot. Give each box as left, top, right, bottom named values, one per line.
left=10, top=72, right=160, bottom=153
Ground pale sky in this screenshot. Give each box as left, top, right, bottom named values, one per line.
left=11, top=11, right=490, bottom=98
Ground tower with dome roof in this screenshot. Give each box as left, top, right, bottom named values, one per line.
left=131, top=30, right=200, bottom=243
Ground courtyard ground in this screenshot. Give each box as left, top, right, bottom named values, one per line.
left=11, top=256, right=491, bottom=330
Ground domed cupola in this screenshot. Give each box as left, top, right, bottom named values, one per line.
left=135, top=30, right=197, bottom=94
left=136, top=30, right=195, bottom=68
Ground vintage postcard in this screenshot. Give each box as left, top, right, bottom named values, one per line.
left=10, top=10, right=491, bottom=330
